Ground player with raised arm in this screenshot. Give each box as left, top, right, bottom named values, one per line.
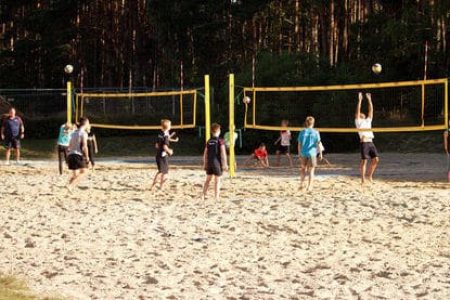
left=298, top=116, right=322, bottom=192
left=1, top=107, right=24, bottom=165
left=202, top=123, right=228, bottom=201
left=66, top=117, right=90, bottom=191
left=355, top=92, right=380, bottom=184
left=151, top=119, right=175, bottom=191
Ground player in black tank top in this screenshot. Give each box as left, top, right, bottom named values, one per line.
left=206, top=136, right=223, bottom=176
left=151, top=119, right=178, bottom=191
left=202, top=123, right=228, bottom=201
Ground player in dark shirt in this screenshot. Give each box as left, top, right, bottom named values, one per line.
left=1, top=107, right=25, bottom=165
left=86, top=126, right=98, bottom=168
left=151, top=119, right=178, bottom=191
left=202, top=123, right=228, bottom=201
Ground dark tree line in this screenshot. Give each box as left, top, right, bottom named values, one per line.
left=0, top=0, right=449, bottom=90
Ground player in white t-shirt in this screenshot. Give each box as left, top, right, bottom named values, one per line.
left=274, top=119, right=294, bottom=167
left=355, top=92, right=380, bottom=184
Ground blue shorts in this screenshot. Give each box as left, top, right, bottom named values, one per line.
left=4, top=136, right=21, bottom=149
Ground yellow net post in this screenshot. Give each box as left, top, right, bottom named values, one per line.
left=204, top=75, right=211, bottom=143
left=445, top=79, right=449, bottom=129
left=421, top=83, right=425, bottom=127
left=66, top=81, right=72, bottom=125
left=229, top=74, right=236, bottom=178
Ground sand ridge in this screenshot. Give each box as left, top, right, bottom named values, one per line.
left=0, top=153, right=449, bottom=299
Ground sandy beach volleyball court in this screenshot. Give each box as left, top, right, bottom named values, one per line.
left=1, top=153, right=449, bottom=299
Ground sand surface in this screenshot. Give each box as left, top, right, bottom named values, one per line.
left=0, top=153, right=449, bottom=299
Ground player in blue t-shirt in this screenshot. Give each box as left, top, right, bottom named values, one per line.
left=57, top=122, right=75, bottom=174
left=1, top=107, right=25, bottom=165
left=297, top=116, right=322, bottom=191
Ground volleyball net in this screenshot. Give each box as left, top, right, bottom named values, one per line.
left=75, top=89, right=200, bottom=130
left=241, top=78, right=448, bottom=132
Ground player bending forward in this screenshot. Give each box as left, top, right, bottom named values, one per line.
left=202, top=123, right=228, bottom=201
left=151, top=119, right=178, bottom=191
left=355, top=92, right=380, bottom=184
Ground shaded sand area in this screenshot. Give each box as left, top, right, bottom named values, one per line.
left=0, top=153, right=449, bottom=299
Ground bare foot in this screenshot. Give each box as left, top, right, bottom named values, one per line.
left=66, top=185, right=73, bottom=194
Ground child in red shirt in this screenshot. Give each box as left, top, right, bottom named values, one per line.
left=245, top=143, right=269, bottom=168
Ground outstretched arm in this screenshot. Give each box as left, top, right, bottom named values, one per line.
left=355, top=92, right=363, bottom=120
left=366, top=93, right=373, bottom=119
left=93, top=135, right=98, bottom=154
left=169, top=132, right=179, bottom=142
left=20, top=119, right=25, bottom=139
left=163, top=144, right=173, bottom=156
left=274, top=136, right=281, bottom=145
left=220, top=144, right=228, bottom=171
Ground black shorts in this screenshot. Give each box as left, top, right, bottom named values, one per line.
left=156, top=156, right=169, bottom=174
left=67, top=154, right=87, bottom=170
left=277, top=145, right=290, bottom=154
left=4, top=137, right=21, bottom=149
left=360, top=142, right=379, bottom=160
left=206, top=161, right=222, bottom=176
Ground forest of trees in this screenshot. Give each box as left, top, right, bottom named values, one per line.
left=0, top=0, right=449, bottom=90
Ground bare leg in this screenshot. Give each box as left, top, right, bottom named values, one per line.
left=159, top=173, right=168, bottom=190
left=150, top=172, right=161, bottom=190
left=360, top=159, right=368, bottom=184
left=244, top=155, right=255, bottom=167
left=58, top=146, right=64, bottom=175
left=15, top=148, right=20, bottom=162
left=5, top=148, right=11, bottom=164
left=202, top=175, right=213, bottom=200
left=214, top=176, right=221, bottom=201
left=68, top=168, right=87, bottom=190
left=276, top=151, right=281, bottom=166
left=286, top=154, right=293, bottom=168
left=367, top=157, right=379, bottom=183
left=264, top=157, right=270, bottom=168
left=307, top=167, right=316, bottom=191
left=69, top=170, right=79, bottom=186
left=299, top=160, right=306, bottom=190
